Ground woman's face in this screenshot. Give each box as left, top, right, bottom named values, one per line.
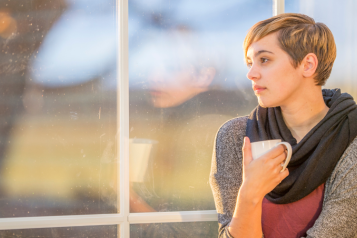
left=246, top=32, right=303, bottom=108
left=148, top=65, right=215, bottom=108
left=148, top=65, right=200, bottom=108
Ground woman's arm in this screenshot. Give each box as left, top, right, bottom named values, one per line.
left=210, top=118, right=247, bottom=238
left=227, top=185, right=264, bottom=237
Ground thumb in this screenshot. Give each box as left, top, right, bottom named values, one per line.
left=242, top=137, right=253, bottom=167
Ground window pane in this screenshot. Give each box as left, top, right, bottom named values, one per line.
left=129, top=0, right=271, bottom=212
left=0, top=0, right=118, bottom=217
left=131, top=222, right=218, bottom=238
left=0, top=225, right=118, bottom=238
left=286, top=0, right=357, bottom=98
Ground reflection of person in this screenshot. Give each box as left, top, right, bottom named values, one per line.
left=210, top=13, right=357, bottom=238
left=147, top=61, right=216, bottom=109
left=130, top=29, right=253, bottom=237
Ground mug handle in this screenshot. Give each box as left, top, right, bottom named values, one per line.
left=277, top=142, right=292, bottom=172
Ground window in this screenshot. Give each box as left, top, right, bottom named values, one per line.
left=0, top=0, right=356, bottom=237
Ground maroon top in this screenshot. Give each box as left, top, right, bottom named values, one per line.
left=262, top=183, right=325, bottom=238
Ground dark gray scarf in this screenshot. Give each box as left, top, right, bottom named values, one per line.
left=246, top=89, right=357, bottom=204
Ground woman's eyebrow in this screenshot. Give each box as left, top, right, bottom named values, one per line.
left=247, top=50, right=274, bottom=60
left=255, top=50, right=274, bottom=57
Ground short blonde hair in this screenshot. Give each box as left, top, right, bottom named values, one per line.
left=243, top=13, right=336, bottom=86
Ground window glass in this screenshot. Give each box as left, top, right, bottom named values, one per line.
left=286, top=0, right=357, bottom=98
left=130, top=222, right=218, bottom=238
left=129, top=0, right=271, bottom=213
left=0, top=0, right=118, bottom=217
left=0, top=225, right=118, bottom=237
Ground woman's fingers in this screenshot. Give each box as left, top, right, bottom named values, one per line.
left=261, top=146, right=289, bottom=176
left=273, top=167, right=289, bottom=185
left=273, top=150, right=288, bottom=165
left=279, top=167, right=289, bottom=180
left=259, top=144, right=287, bottom=164
left=242, top=137, right=253, bottom=167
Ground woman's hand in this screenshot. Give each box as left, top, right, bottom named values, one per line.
left=240, top=137, right=289, bottom=203
left=130, top=186, right=156, bottom=213
left=228, top=137, right=289, bottom=238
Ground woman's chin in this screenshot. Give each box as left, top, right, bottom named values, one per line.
left=258, top=98, right=277, bottom=108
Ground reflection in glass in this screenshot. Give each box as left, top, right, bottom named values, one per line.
left=286, top=0, right=357, bottom=98
left=129, top=0, right=271, bottom=216
left=130, top=222, right=218, bottom=238
left=0, top=225, right=118, bottom=238
left=0, top=0, right=117, bottom=217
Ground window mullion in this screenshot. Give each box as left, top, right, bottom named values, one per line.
left=128, top=210, right=218, bottom=224
left=118, top=0, right=129, bottom=236
left=273, top=0, right=285, bottom=15
left=0, top=214, right=125, bottom=230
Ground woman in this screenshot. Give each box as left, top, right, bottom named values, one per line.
left=210, top=13, right=357, bottom=238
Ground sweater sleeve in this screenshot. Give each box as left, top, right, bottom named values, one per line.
left=209, top=117, right=247, bottom=238
left=304, top=136, right=357, bottom=238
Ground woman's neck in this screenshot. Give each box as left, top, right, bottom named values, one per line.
left=281, top=91, right=329, bottom=143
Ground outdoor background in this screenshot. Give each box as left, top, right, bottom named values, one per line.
left=0, top=0, right=356, bottom=237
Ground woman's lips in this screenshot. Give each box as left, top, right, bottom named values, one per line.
left=253, top=85, right=266, bottom=94
left=149, top=90, right=164, bottom=97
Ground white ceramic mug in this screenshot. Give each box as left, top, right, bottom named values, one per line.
left=129, top=138, right=157, bottom=182
left=250, top=139, right=292, bottom=172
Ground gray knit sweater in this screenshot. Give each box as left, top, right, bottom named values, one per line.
left=210, top=116, right=357, bottom=238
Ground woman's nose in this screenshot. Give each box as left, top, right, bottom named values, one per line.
left=148, top=71, right=165, bottom=84
left=246, top=64, right=260, bottom=81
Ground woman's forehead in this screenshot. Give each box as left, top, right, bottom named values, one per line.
left=246, top=33, right=280, bottom=59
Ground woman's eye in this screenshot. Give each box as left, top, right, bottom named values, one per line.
left=246, top=63, right=252, bottom=68
left=261, top=58, right=268, bottom=63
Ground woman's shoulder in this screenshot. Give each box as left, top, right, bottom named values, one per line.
left=343, top=136, right=357, bottom=158
left=216, top=115, right=249, bottom=140
left=334, top=135, right=357, bottom=170
left=326, top=135, right=357, bottom=198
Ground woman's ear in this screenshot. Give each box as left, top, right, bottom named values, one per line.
left=302, top=53, right=318, bottom=78
left=194, top=67, right=216, bottom=89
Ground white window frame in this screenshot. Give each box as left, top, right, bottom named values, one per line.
left=0, top=0, right=283, bottom=237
